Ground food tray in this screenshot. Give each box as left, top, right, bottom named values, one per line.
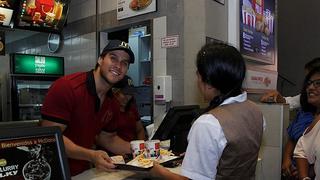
left=114, top=155, right=182, bottom=171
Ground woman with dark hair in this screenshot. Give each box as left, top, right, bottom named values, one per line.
left=110, top=75, right=145, bottom=141
left=96, top=76, right=146, bottom=153
left=293, top=67, right=320, bottom=180
left=150, top=42, right=264, bottom=180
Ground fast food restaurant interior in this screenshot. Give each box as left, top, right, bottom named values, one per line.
left=0, top=0, right=319, bottom=179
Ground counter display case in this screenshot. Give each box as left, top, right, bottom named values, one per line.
left=13, top=79, right=52, bottom=120
left=257, top=103, right=289, bottom=180
left=10, top=53, right=64, bottom=121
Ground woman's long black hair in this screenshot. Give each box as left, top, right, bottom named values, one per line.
left=196, top=42, right=246, bottom=113
left=300, top=66, right=320, bottom=114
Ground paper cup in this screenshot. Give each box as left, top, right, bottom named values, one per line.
left=130, top=140, right=145, bottom=158
left=160, top=140, right=171, bottom=150
left=146, top=140, right=160, bottom=158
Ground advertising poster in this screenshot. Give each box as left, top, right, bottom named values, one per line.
left=14, top=0, right=69, bottom=33
left=240, top=0, right=275, bottom=64
left=0, top=136, right=64, bottom=179
left=0, top=0, right=17, bottom=27
left=243, top=67, right=278, bottom=93
left=0, top=7, right=13, bottom=26
left=117, top=0, right=156, bottom=20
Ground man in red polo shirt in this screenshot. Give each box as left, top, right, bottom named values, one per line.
left=40, top=40, right=134, bottom=176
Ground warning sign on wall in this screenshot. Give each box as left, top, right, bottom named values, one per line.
left=161, top=35, right=179, bottom=48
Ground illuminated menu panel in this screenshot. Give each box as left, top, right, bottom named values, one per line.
left=12, top=54, right=64, bottom=75
left=14, top=0, right=69, bottom=33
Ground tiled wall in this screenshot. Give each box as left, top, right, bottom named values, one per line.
left=95, top=0, right=186, bottom=125
left=152, top=16, right=167, bottom=128
left=6, top=0, right=98, bottom=75
left=5, top=0, right=248, bottom=120
left=183, top=0, right=206, bottom=106
left=68, top=0, right=96, bottom=23
left=4, top=0, right=186, bottom=126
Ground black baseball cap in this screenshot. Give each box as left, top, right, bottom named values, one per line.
left=101, top=40, right=135, bottom=64
left=113, top=75, right=137, bottom=94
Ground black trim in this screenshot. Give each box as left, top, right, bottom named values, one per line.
left=41, top=114, right=68, bottom=125
left=86, top=70, right=96, bottom=96
left=86, top=70, right=114, bottom=112
left=86, top=70, right=100, bottom=111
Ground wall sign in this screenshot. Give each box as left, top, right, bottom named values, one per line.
left=117, top=0, right=157, bottom=20
left=11, top=54, right=64, bottom=75
left=161, top=35, right=179, bottom=48
left=240, top=0, right=275, bottom=64
left=243, top=67, right=278, bottom=93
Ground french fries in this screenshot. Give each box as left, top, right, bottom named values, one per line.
left=137, top=156, right=152, bottom=167
left=126, top=145, right=177, bottom=168
left=160, top=149, right=175, bottom=156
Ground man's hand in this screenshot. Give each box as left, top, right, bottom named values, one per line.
left=150, top=161, right=188, bottom=180
left=260, top=90, right=286, bottom=103
left=96, top=131, right=131, bottom=155
left=150, top=161, right=168, bottom=178
left=91, top=150, right=116, bottom=172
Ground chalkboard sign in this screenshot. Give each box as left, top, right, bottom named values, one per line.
left=0, top=126, right=70, bottom=179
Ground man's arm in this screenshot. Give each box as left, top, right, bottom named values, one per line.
left=96, top=131, right=131, bottom=155
left=150, top=163, right=189, bottom=180
left=40, top=120, right=115, bottom=171
left=260, top=90, right=286, bottom=103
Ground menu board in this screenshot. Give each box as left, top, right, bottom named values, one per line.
left=0, top=7, right=13, bottom=26
left=0, top=135, right=64, bottom=179
left=11, top=53, right=64, bottom=75
left=117, top=0, right=156, bottom=20
left=240, top=0, right=275, bottom=64
left=14, top=0, right=69, bottom=33
left=0, top=0, right=18, bottom=28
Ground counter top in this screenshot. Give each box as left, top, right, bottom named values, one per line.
left=72, top=166, right=181, bottom=180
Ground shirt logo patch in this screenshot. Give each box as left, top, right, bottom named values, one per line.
left=101, top=111, right=113, bottom=124
left=119, top=41, right=130, bottom=49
